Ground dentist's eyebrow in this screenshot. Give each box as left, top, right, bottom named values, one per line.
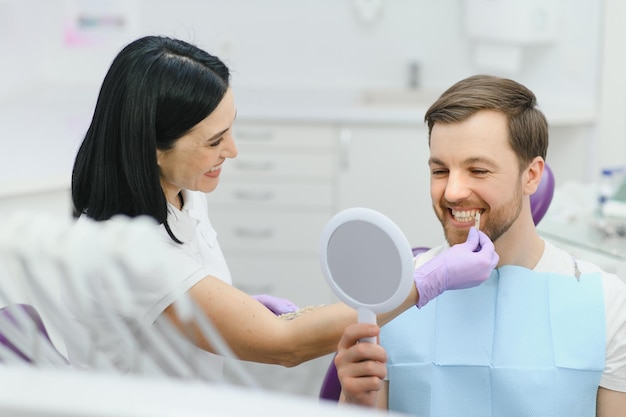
left=207, top=128, right=229, bottom=142
left=206, top=111, right=237, bottom=143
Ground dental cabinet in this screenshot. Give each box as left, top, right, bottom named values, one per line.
left=209, top=120, right=440, bottom=307
left=335, top=123, right=443, bottom=249
left=207, top=119, right=438, bottom=398
left=208, top=122, right=338, bottom=307
left=207, top=121, right=338, bottom=398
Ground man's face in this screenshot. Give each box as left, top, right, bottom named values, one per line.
left=428, top=109, right=523, bottom=246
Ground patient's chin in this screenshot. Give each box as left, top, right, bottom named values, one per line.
left=444, top=228, right=467, bottom=246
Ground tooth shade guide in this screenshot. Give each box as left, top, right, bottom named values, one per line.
left=474, top=212, right=481, bottom=230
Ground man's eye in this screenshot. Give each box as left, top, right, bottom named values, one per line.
left=471, top=169, right=489, bottom=175
left=431, top=169, right=448, bottom=176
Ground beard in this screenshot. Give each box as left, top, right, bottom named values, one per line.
left=435, top=181, right=523, bottom=246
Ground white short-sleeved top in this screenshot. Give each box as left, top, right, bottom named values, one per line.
left=145, top=189, right=232, bottom=324
left=63, top=190, right=232, bottom=378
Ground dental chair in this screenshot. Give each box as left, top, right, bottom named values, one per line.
left=319, top=163, right=555, bottom=402
left=0, top=303, right=68, bottom=365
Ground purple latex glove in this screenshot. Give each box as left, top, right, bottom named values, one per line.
left=414, top=227, right=499, bottom=308
left=252, top=294, right=300, bottom=315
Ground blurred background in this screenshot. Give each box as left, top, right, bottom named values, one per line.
left=1, top=0, right=622, bottom=190
left=0, top=0, right=624, bottom=398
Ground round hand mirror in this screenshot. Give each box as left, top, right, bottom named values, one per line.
left=319, top=207, right=414, bottom=343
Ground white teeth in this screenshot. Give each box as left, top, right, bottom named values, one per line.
left=209, top=164, right=222, bottom=172
left=451, top=209, right=481, bottom=223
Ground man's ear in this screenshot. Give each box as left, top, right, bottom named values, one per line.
left=524, top=157, right=545, bottom=196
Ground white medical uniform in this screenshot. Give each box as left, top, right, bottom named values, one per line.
left=62, top=190, right=232, bottom=379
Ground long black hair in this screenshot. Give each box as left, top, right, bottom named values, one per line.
left=72, top=36, right=230, bottom=242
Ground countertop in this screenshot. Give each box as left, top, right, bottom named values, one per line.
left=536, top=181, right=626, bottom=278
left=0, top=83, right=597, bottom=198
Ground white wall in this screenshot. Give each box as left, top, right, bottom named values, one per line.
left=597, top=0, right=626, bottom=172
left=0, top=0, right=47, bottom=98
left=8, top=0, right=603, bottom=98
left=0, top=0, right=612, bottom=191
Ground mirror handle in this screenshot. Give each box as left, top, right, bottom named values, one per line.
left=357, top=307, right=377, bottom=344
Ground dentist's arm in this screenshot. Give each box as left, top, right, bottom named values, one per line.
left=164, top=228, right=498, bottom=366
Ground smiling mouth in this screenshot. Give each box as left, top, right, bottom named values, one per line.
left=450, top=209, right=482, bottom=223
left=208, top=163, right=222, bottom=172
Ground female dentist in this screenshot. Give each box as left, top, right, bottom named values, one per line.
left=67, top=35, right=498, bottom=377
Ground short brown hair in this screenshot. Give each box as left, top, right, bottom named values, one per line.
left=425, top=74, right=548, bottom=171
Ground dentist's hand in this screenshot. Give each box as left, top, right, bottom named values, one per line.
left=414, top=227, right=499, bottom=308
left=252, top=294, right=299, bottom=315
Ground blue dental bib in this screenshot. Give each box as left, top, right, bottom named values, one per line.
left=381, top=266, right=605, bottom=417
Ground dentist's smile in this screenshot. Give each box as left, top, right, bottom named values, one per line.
left=206, top=162, right=223, bottom=178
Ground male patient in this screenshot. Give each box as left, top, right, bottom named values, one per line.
left=335, top=75, right=626, bottom=416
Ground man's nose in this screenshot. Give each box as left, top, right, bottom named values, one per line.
left=444, top=172, right=472, bottom=202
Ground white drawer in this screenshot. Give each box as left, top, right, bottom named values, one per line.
left=209, top=182, right=332, bottom=209
left=225, top=153, right=333, bottom=181
left=212, top=211, right=330, bottom=254
left=234, top=123, right=335, bottom=150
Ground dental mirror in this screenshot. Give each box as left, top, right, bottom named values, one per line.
left=319, top=207, right=414, bottom=343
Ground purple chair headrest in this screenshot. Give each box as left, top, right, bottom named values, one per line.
left=530, top=164, right=555, bottom=226
left=319, top=354, right=341, bottom=401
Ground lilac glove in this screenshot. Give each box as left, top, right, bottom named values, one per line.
left=252, top=294, right=300, bottom=315
left=414, top=227, right=499, bottom=308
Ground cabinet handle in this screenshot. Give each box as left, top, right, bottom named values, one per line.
left=233, top=189, right=275, bottom=201
left=234, top=160, right=275, bottom=171
left=339, top=128, right=352, bottom=171
left=234, top=227, right=275, bottom=239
